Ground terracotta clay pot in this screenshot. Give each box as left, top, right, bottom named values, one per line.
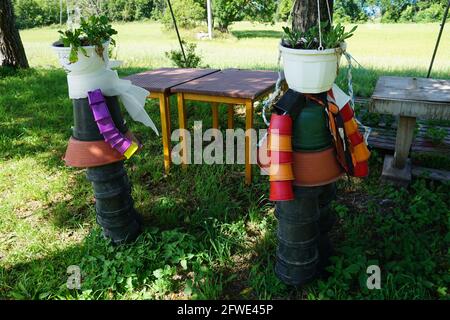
left=269, top=113, right=293, bottom=135
left=292, top=147, right=344, bottom=187
left=270, top=181, right=294, bottom=201
left=64, top=131, right=139, bottom=168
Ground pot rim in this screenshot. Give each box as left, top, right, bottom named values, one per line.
left=51, top=39, right=110, bottom=50
left=279, top=42, right=346, bottom=55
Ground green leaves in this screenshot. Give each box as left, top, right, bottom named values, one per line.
left=323, top=23, right=358, bottom=49
left=57, top=15, right=117, bottom=64
left=165, top=41, right=203, bottom=68
left=425, top=126, right=448, bottom=145
left=79, top=15, right=118, bottom=47
left=282, top=22, right=358, bottom=50
left=281, top=26, right=303, bottom=48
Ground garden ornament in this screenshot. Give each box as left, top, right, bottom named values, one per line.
left=258, top=3, right=371, bottom=284
left=53, top=41, right=158, bottom=136
left=52, top=26, right=145, bottom=244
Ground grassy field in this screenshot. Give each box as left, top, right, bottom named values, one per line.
left=21, top=21, right=450, bottom=72
left=0, top=21, right=449, bottom=300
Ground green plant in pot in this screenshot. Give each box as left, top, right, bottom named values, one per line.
left=280, top=22, right=357, bottom=94
left=53, top=15, right=118, bottom=73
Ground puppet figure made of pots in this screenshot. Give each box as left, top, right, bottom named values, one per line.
left=53, top=39, right=158, bottom=245
left=262, top=85, right=370, bottom=287
left=273, top=90, right=342, bottom=287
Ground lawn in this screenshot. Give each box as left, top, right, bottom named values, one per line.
left=0, top=21, right=449, bottom=300
left=21, top=21, right=450, bottom=72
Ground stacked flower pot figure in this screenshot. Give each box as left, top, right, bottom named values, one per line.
left=53, top=16, right=158, bottom=245
left=265, top=23, right=371, bottom=286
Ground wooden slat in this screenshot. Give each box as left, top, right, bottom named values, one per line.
left=125, top=68, right=220, bottom=93
left=371, top=77, right=450, bottom=119
left=355, top=97, right=371, bottom=105
left=373, top=76, right=450, bottom=104
left=412, top=166, right=450, bottom=182
left=171, top=69, right=285, bottom=100
left=362, top=126, right=450, bottom=154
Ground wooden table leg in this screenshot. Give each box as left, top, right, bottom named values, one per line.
left=165, top=94, right=171, bottom=135
left=227, top=105, right=235, bottom=129
left=394, top=116, right=416, bottom=169
left=245, top=100, right=254, bottom=185
left=177, top=93, right=188, bottom=169
left=212, top=102, right=219, bottom=129
left=159, top=94, right=171, bottom=173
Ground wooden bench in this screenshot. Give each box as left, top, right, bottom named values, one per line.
left=370, top=76, right=450, bottom=185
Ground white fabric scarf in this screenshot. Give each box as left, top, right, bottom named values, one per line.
left=66, top=63, right=158, bottom=136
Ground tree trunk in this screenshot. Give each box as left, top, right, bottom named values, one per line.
left=0, top=0, right=29, bottom=68
left=291, top=0, right=334, bottom=33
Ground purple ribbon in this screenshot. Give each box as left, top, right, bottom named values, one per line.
left=88, top=89, right=133, bottom=155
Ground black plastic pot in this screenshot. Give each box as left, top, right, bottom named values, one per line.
left=274, top=186, right=321, bottom=286
left=72, top=96, right=128, bottom=141
left=86, top=161, right=142, bottom=245
left=318, top=183, right=338, bottom=234
left=274, top=184, right=337, bottom=287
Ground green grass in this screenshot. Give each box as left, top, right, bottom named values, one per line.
left=0, top=22, right=449, bottom=300
left=21, top=21, right=450, bottom=73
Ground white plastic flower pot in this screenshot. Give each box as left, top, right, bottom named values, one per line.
left=280, top=43, right=345, bottom=94
left=52, top=41, right=110, bottom=74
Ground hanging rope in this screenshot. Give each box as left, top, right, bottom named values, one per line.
left=316, top=0, right=323, bottom=50
left=344, top=52, right=355, bottom=109
left=326, top=0, right=333, bottom=25
left=343, top=51, right=372, bottom=145
left=262, top=51, right=283, bottom=127
left=258, top=50, right=284, bottom=148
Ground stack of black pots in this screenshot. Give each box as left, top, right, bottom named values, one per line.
left=274, top=183, right=336, bottom=286
left=69, top=97, right=142, bottom=245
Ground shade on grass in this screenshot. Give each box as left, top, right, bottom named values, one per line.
left=0, top=21, right=449, bottom=300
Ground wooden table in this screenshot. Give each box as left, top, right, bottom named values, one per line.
left=371, top=76, right=450, bottom=184
left=171, top=69, right=284, bottom=185
left=125, top=68, right=219, bottom=172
